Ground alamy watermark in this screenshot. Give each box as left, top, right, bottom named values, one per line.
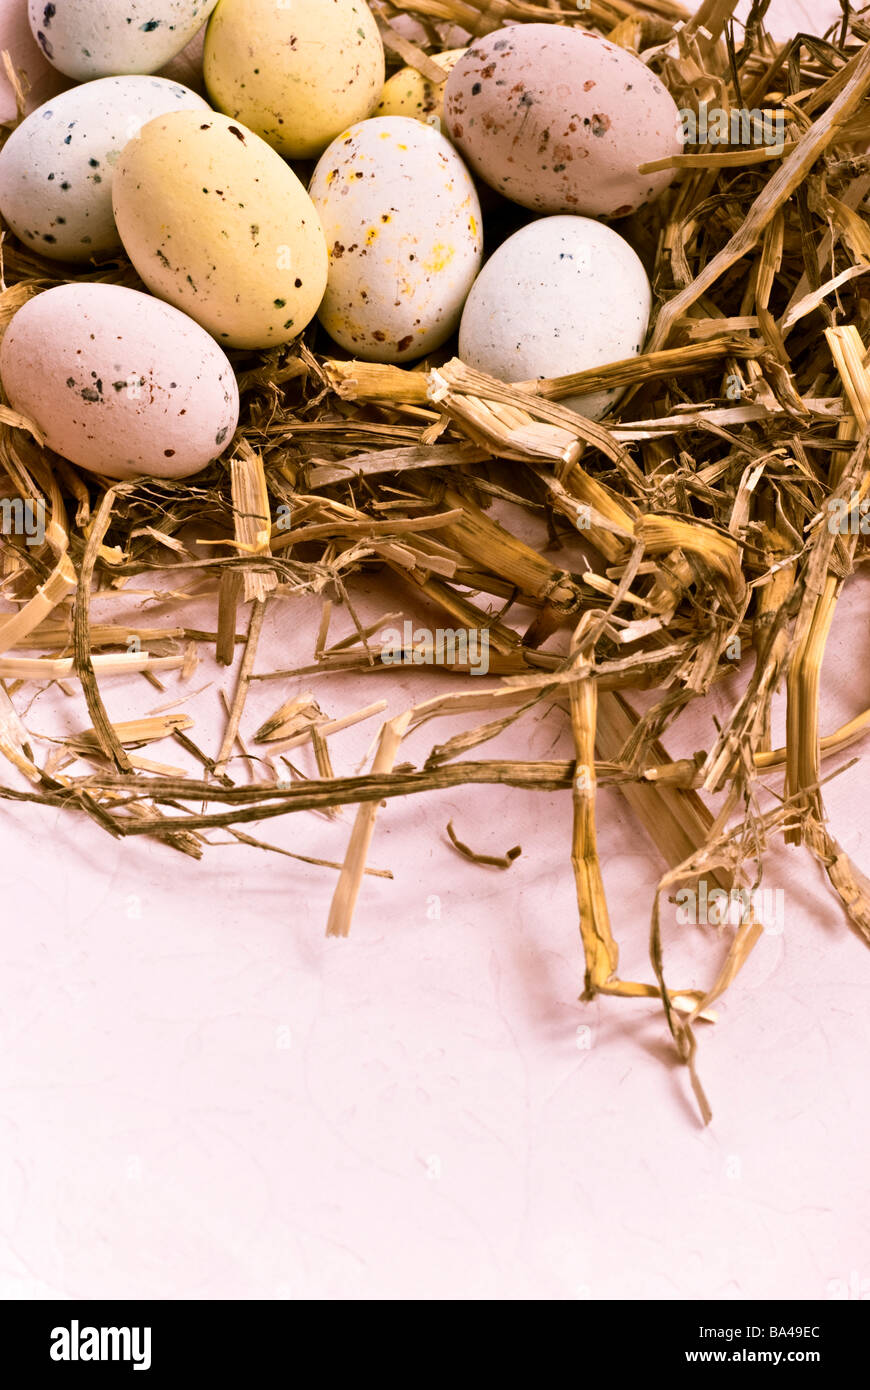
left=675, top=879, right=785, bottom=934
left=826, top=493, right=870, bottom=534
left=380, top=620, right=490, bottom=675
left=0, top=496, right=45, bottom=547
left=680, top=102, right=786, bottom=152
left=50, top=1320, right=151, bottom=1371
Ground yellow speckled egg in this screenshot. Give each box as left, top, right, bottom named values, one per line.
left=112, top=111, right=328, bottom=350
left=376, top=49, right=465, bottom=128
left=309, top=117, right=483, bottom=364
left=203, top=0, right=384, bottom=160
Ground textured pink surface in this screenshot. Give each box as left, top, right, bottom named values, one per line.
left=2, top=0, right=869, bottom=1303
left=3, top=557, right=870, bottom=1301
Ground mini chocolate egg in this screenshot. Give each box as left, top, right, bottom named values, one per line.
left=112, top=111, right=328, bottom=350
left=443, top=24, right=683, bottom=218
left=0, top=284, right=239, bottom=480
left=0, top=0, right=67, bottom=120
left=376, top=49, right=466, bottom=129
left=0, top=76, right=209, bottom=262
left=28, top=0, right=220, bottom=80
left=309, top=116, right=482, bottom=363
left=458, top=216, right=651, bottom=420
left=204, top=0, right=384, bottom=159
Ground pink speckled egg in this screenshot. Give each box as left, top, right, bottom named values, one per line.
left=443, top=24, right=683, bottom=219
left=0, top=284, right=239, bottom=480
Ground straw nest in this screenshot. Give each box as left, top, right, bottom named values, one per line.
left=3, top=0, right=870, bottom=1121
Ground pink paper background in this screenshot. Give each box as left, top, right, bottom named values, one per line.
left=2, top=0, right=869, bottom=1301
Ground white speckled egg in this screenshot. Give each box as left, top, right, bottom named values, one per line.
left=376, top=49, right=466, bottom=128
left=0, top=76, right=209, bottom=262
left=113, top=110, right=328, bottom=350
left=0, top=0, right=68, bottom=120
left=0, top=283, right=239, bottom=480
left=28, top=0, right=219, bottom=80
left=444, top=24, right=683, bottom=218
left=204, top=0, right=384, bottom=159
left=458, top=216, right=651, bottom=420
left=309, top=116, right=482, bottom=363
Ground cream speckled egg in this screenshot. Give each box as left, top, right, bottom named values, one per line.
left=204, top=0, right=384, bottom=159
left=444, top=25, right=683, bottom=218
left=0, top=284, right=239, bottom=480
left=0, top=77, right=209, bottom=262
left=113, top=111, right=328, bottom=350
left=28, top=0, right=219, bottom=80
left=458, top=216, right=651, bottom=420
left=376, top=49, right=465, bottom=128
left=309, top=116, right=482, bottom=363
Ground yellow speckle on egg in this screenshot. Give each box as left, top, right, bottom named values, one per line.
left=469, top=215, right=478, bottom=237
left=366, top=227, right=378, bottom=245
left=425, top=243, right=455, bottom=273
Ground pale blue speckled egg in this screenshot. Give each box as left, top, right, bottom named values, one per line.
left=0, top=75, right=209, bottom=261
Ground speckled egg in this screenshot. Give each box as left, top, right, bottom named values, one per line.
left=0, top=0, right=68, bottom=120
left=0, top=77, right=209, bottom=263
left=376, top=49, right=465, bottom=128
left=28, top=0, right=219, bottom=80
left=203, top=0, right=384, bottom=159
left=443, top=25, right=683, bottom=218
left=112, top=111, right=328, bottom=350
left=458, top=216, right=651, bottom=420
left=0, top=283, right=239, bottom=479
left=309, top=116, right=482, bottom=363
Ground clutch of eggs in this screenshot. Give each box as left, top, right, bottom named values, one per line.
left=458, top=216, right=652, bottom=421
left=1, top=284, right=239, bottom=480
left=0, top=8, right=681, bottom=480
left=0, top=76, right=209, bottom=261
left=27, top=0, right=219, bottom=80
left=309, top=116, right=482, bottom=363
left=204, top=0, right=384, bottom=159
left=443, top=24, right=683, bottom=219
left=112, top=111, right=328, bottom=350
